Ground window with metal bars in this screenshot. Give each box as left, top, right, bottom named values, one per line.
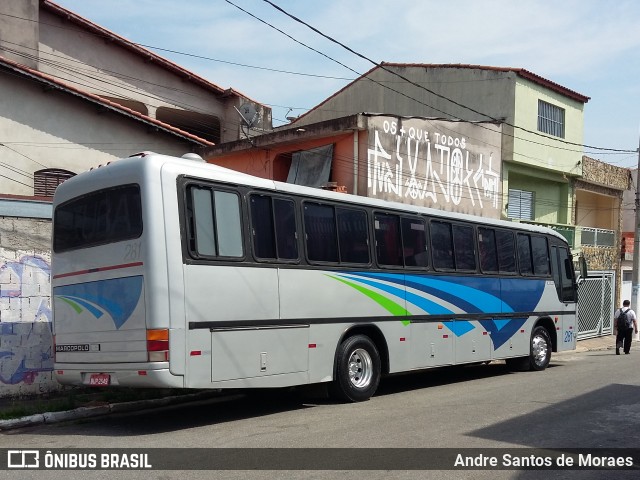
left=507, top=189, right=535, bottom=220
left=34, top=169, right=75, bottom=197
left=537, top=100, right=565, bottom=138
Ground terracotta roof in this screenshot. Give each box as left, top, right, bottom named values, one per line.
left=42, top=1, right=261, bottom=104
left=0, top=55, right=214, bottom=146
left=292, top=63, right=589, bottom=124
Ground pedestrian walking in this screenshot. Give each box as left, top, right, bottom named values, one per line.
left=614, top=300, right=638, bottom=355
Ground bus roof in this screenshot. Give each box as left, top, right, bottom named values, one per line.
left=55, top=152, right=567, bottom=242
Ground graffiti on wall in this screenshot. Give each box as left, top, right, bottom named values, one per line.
left=367, top=117, right=503, bottom=218
left=0, top=254, right=53, bottom=387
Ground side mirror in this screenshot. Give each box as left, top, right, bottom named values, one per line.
left=576, top=255, right=588, bottom=285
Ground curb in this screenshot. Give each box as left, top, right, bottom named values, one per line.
left=0, top=391, right=226, bottom=431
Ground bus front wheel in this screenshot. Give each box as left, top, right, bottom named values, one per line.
left=330, top=334, right=381, bottom=402
left=529, top=325, right=552, bottom=371
left=506, top=325, right=552, bottom=372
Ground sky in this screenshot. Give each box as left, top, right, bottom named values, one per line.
left=54, top=0, right=640, bottom=167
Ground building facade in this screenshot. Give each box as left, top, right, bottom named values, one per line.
left=0, top=0, right=272, bottom=397
left=288, top=63, right=588, bottom=230
left=207, top=113, right=503, bottom=216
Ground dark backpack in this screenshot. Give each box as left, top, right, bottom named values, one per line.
left=617, top=308, right=632, bottom=330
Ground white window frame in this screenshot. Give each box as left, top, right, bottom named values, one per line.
left=507, top=188, right=535, bottom=220
left=538, top=100, right=565, bottom=138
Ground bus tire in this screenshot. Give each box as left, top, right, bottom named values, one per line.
left=506, top=325, right=552, bottom=372
left=529, top=325, right=552, bottom=371
left=330, top=334, right=381, bottom=402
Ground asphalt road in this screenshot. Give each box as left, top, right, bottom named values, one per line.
left=1, top=348, right=639, bottom=480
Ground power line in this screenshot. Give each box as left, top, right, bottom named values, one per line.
left=260, top=0, right=637, bottom=155
left=1, top=8, right=636, bottom=157
left=1, top=7, right=637, bottom=162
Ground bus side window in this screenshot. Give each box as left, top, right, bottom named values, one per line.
left=531, top=235, right=550, bottom=276
left=214, top=191, right=243, bottom=257
left=250, top=195, right=299, bottom=261
left=550, top=245, right=562, bottom=299
left=337, top=208, right=370, bottom=264
left=374, top=213, right=402, bottom=266
left=517, top=233, right=533, bottom=275
left=190, top=187, right=217, bottom=257
left=273, top=198, right=298, bottom=260
left=496, top=230, right=516, bottom=273
left=478, top=227, right=498, bottom=273
left=402, top=217, right=428, bottom=268
left=430, top=220, right=454, bottom=270
left=304, top=203, right=338, bottom=263
left=188, top=186, right=243, bottom=259
left=551, top=244, right=577, bottom=302
left=559, top=247, right=577, bottom=302
left=453, top=224, right=476, bottom=271
left=250, top=195, right=276, bottom=259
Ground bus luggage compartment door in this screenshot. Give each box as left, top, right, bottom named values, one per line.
left=210, top=325, right=309, bottom=382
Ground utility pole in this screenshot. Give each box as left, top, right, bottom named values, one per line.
left=632, top=132, right=640, bottom=341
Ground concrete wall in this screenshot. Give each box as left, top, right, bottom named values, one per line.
left=575, top=190, right=618, bottom=230
left=0, top=0, right=39, bottom=69
left=294, top=66, right=517, bottom=128
left=622, top=169, right=635, bottom=233
left=0, top=216, right=58, bottom=397
left=0, top=68, right=197, bottom=196
left=37, top=8, right=271, bottom=143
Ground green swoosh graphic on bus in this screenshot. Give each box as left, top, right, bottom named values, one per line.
left=328, top=275, right=410, bottom=325
left=59, top=296, right=85, bottom=314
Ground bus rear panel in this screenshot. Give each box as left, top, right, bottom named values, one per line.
left=52, top=158, right=182, bottom=388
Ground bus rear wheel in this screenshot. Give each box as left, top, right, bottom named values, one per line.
left=330, top=334, right=381, bottom=402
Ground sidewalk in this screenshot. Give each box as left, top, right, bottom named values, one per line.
left=0, top=334, right=628, bottom=431
left=570, top=333, right=617, bottom=353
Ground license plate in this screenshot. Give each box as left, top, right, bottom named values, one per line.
left=89, top=373, right=111, bottom=386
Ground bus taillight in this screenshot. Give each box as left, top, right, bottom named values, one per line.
left=147, top=329, right=169, bottom=362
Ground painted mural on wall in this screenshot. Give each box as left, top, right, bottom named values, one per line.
left=0, top=251, right=58, bottom=396
left=367, top=116, right=503, bottom=218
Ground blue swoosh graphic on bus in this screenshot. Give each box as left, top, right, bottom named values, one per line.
left=351, top=272, right=545, bottom=313
left=355, top=272, right=511, bottom=314
left=479, top=318, right=528, bottom=349
left=337, top=274, right=451, bottom=314
left=333, top=271, right=545, bottom=348
left=54, top=276, right=143, bottom=330
left=447, top=321, right=475, bottom=336
left=337, top=274, right=480, bottom=337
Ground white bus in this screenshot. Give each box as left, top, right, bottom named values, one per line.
left=52, top=152, right=583, bottom=402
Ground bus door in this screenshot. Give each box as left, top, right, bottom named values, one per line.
left=550, top=245, right=578, bottom=350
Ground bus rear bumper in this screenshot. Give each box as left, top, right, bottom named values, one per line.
left=54, top=363, right=184, bottom=388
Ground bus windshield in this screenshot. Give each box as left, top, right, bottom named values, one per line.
left=53, top=184, right=142, bottom=252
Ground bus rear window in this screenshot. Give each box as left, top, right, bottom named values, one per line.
left=53, top=185, right=142, bottom=252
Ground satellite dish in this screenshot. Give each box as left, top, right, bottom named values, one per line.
left=236, top=103, right=259, bottom=128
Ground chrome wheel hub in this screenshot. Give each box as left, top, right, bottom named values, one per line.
left=347, top=348, right=373, bottom=388
left=532, top=335, right=548, bottom=365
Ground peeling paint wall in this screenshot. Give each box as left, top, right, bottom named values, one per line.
left=0, top=217, right=60, bottom=397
